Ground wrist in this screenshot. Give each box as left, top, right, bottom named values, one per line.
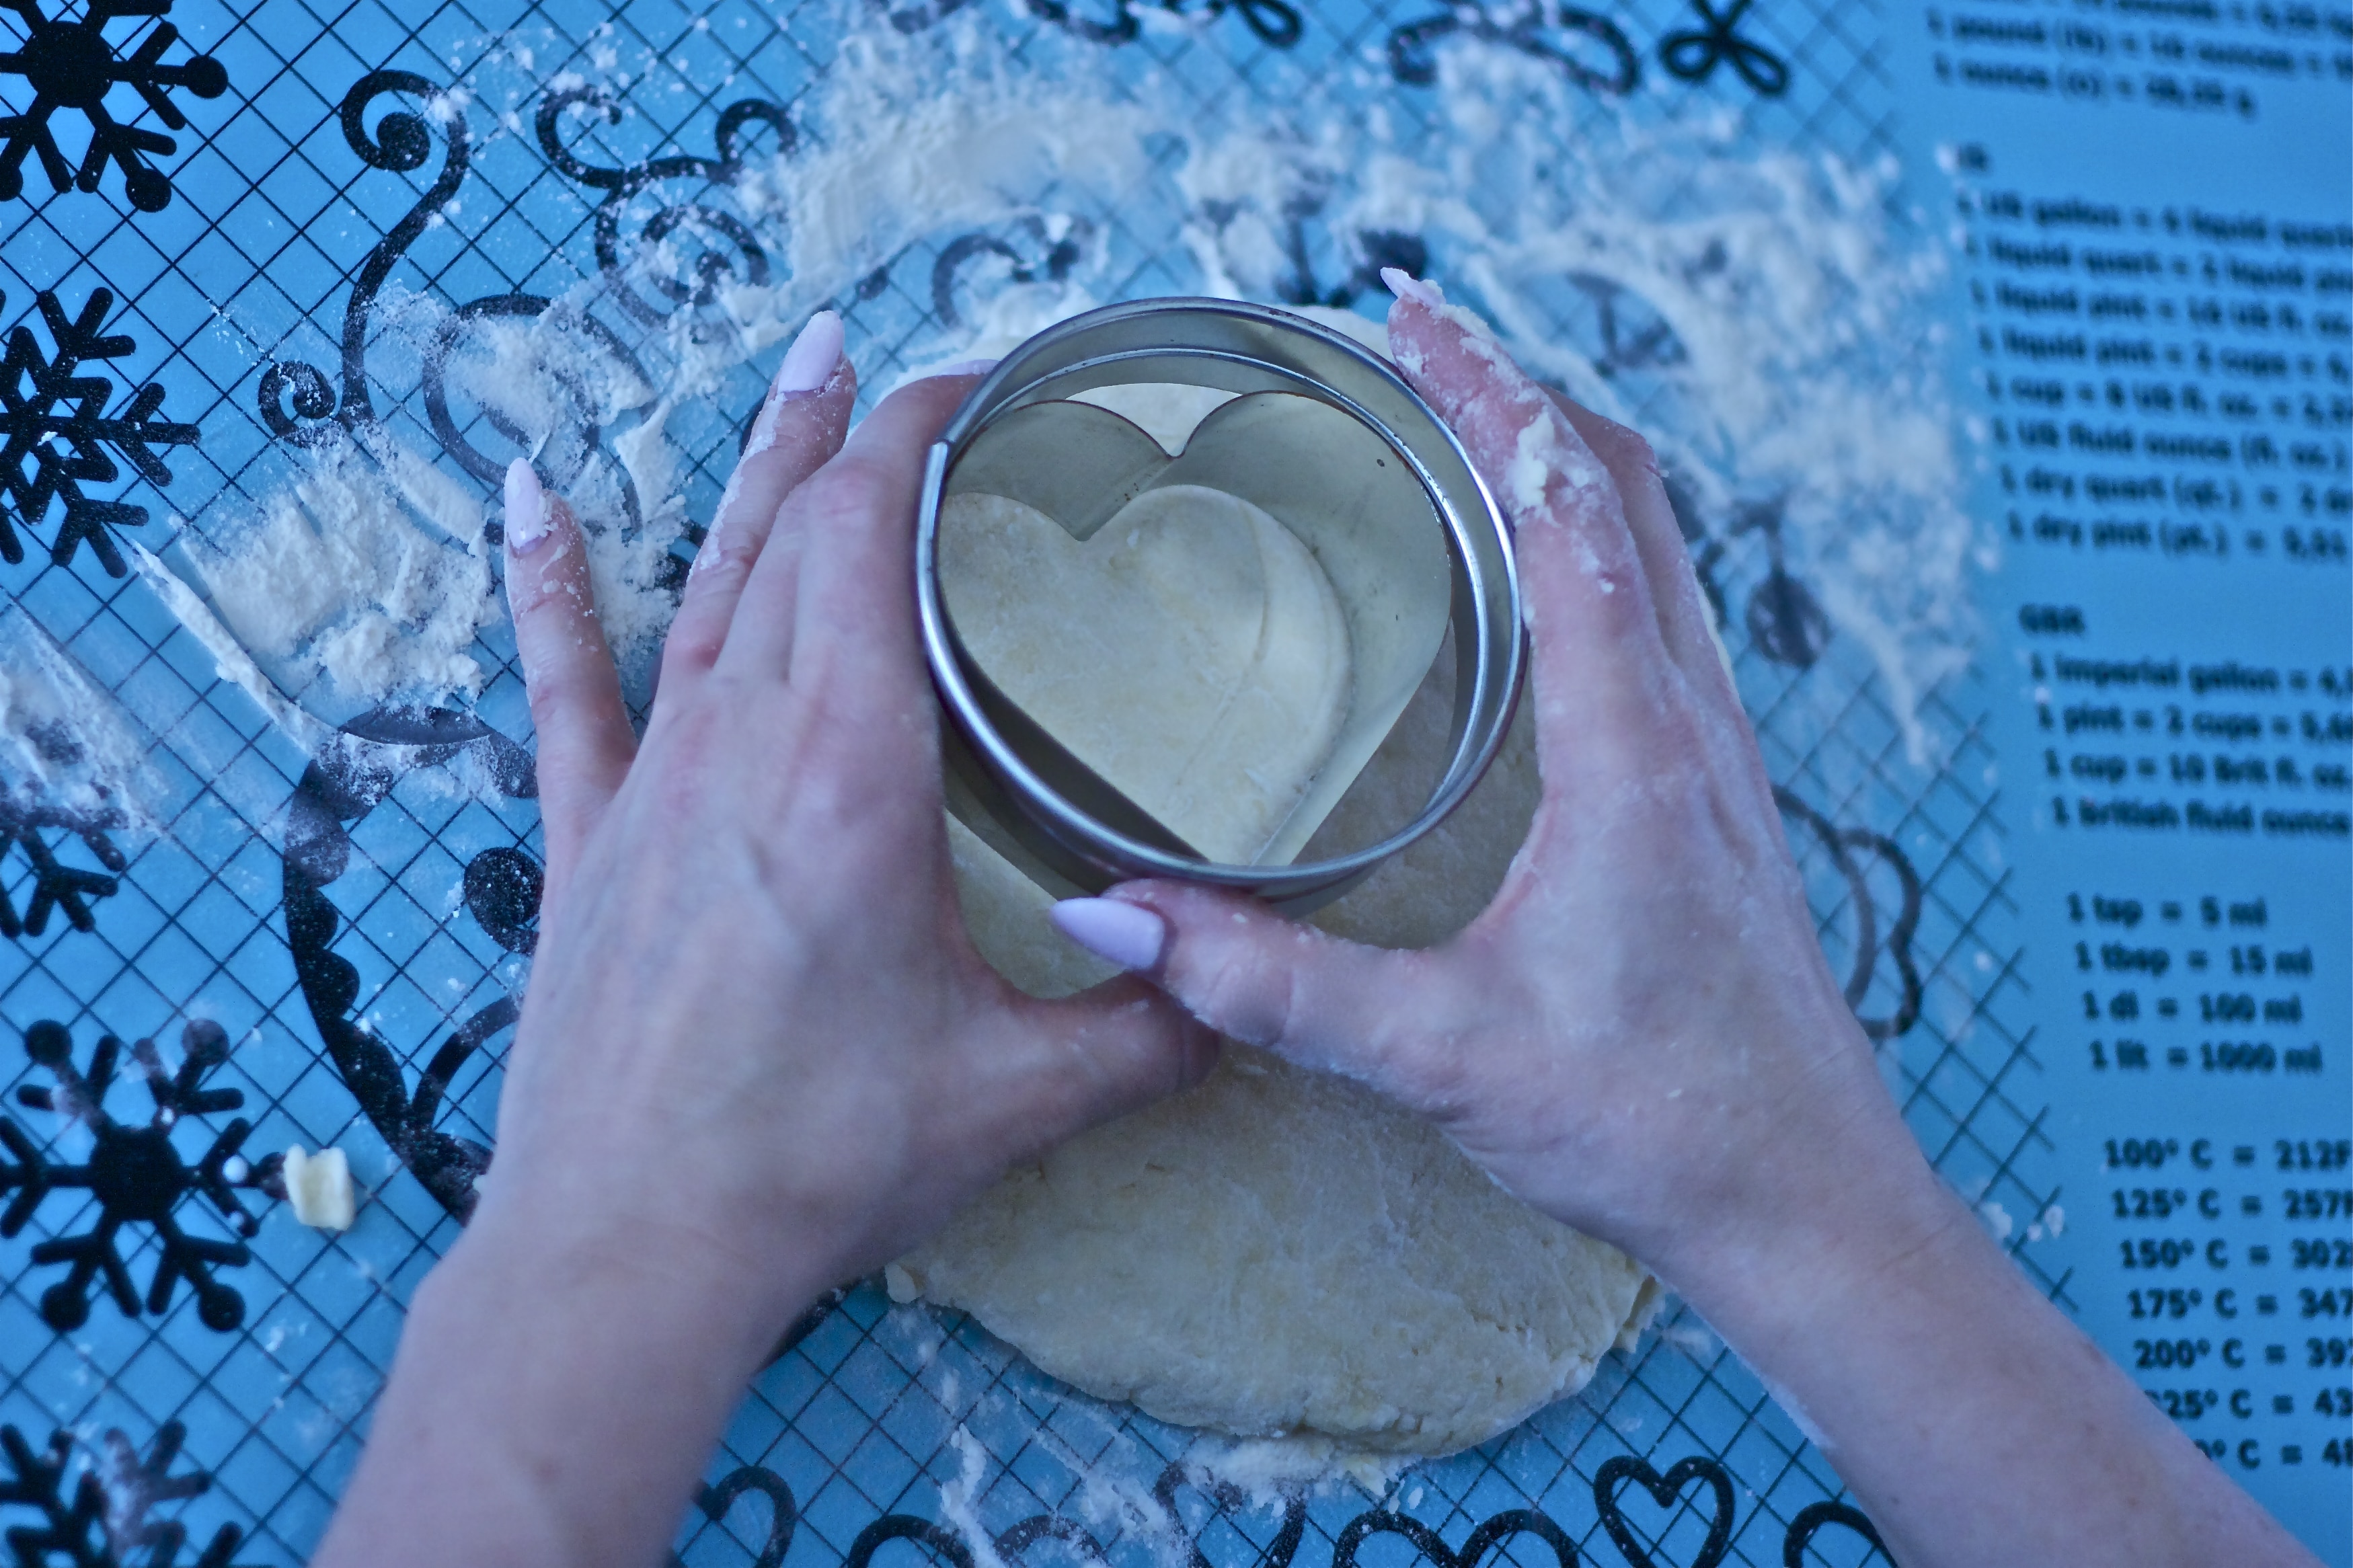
left=436, top=1180, right=831, bottom=1372
left=1640, top=1077, right=1977, bottom=1354
left=326, top=1193, right=840, bottom=1568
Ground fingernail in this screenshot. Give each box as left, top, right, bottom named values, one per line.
left=504, top=459, right=549, bottom=554
left=927, top=357, right=999, bottom=379
left=1381, top=267, right=1446, bottom=309
left=773, top=309, right=845, bottom=396
left=1050, top=898, right=1166, bottom=972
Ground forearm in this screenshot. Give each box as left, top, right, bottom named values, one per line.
left=1668, top=1134, right=2315, bottom=1568
left=315, top=1200, right=822, bottom=1568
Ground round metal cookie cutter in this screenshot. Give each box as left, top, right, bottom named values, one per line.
left=915, top=298, right=1523, bottom=914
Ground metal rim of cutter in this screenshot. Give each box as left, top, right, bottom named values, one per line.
left=915, top=297, right=1525, bottom=912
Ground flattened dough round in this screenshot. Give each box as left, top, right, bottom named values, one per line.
left=898, top=337, right=1654, bottom=1455
left=894, top=1030, right=1649, bottom=1453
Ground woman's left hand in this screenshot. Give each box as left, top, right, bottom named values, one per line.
left=316, top=317, right=1214, bottom=1568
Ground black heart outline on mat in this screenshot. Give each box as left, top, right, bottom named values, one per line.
left=1592, top=1455, right=1734, bottom=1568
left=1779, top=1501, right=1886, bottom=1567
left=1334, top=1507, right=1577, bottom=1568
left=1771, top=788, right=1923, bottom=1042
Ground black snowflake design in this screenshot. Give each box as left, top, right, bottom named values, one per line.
left=0, top=799, right=126, bottom=938
left=0, top=285, right=198, bottom=577
left=0, top=1419, right=252, bottom=1567
left=0, top=0, right=227, bottom=211
left=0, top=1019, right=279, bottom=1331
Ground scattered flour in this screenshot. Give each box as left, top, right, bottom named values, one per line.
left=1978, top=1198, right=2015, bottom=1243
left=150, top=5, right=1966, bottom=765
left=737, top=32, right=1151, bottom=309
left=180, top=436, right=497, bottom=709
left=0, top=606, right=156, bottom=830
left=939, top=1429, right=1015, bottom=1568
left=1179, top=51, right=1972, bottom=751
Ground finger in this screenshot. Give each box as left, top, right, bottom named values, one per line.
left=504, top=460, right=637, bottom=879
left=1381, top=274, right=1681, bottom=784
left=1544, top=390, right=1736, bottom=707
left=973, top=974, right=1223, bottom=1157
left=1049, top=886, right=1447, bottom=1103
left=716, top=370, right=978, bottom=699
left=791, top=372, right=985, bottom=707
left=659, top=312, right=854, bottom=702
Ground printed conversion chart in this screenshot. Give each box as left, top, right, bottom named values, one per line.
left=0, top=0, right=2346, bottom=1565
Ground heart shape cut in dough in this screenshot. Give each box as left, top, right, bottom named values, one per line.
left=940, top=483, right=1352, bottom=866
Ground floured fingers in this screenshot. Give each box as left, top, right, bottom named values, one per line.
left=660, top=311, right=855, bottom=699
left=504, top=460, right=636, bottom=879
left=1542, top=391, right=1738, bottom=707
left=1380, top=274, right=1681, bottom=777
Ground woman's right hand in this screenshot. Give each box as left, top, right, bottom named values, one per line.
left=1052, top=278, right=1944, bottom=1288
left=1055, top=277, right=2318, bottom=1568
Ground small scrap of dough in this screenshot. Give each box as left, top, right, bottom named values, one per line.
left=281, top=1145, right=356, bottom=1231
left=941, top=484, right=1352, bottom=864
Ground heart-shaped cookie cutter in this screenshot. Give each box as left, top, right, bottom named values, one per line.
left=917, top=299, right=1522, bottom=914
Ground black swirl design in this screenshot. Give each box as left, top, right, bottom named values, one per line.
left=826, top=1458, right=1878, bottom=1568
left=534, top=87, right=793, bottom=325
left=1336, top=1507, right=1576, bottom=1568
left=260, top=71, right=471, bottom=444
left=1658, top=0, right=1789, bottom=97
left=931, top=220, right=1093, bottom=328
left=1388, top=2, right=1641, bottom=97
left=280, top=705, right=536, bottom=1224
left=881, top=0, right=1301, bottom=46
left=674, top=1466, right=798, bottom=1568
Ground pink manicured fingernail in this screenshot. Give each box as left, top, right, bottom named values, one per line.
left=504, top=459, right=549, bottom=554
left=1050, top=898, right=1166, bottom=972
left=927, top=357, right=1000, bottom=379
left=773, top=309, right=845, bottom=395
left=1381, top=267, right=1445, bottom=309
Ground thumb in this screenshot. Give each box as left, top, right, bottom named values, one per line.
left=1050, top=884, right=1436, bottom=1091
left=983, top=975, right=1221, bottom=1156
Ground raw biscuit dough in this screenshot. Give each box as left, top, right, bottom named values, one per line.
left=900, top=344, right=1656, bottom=1456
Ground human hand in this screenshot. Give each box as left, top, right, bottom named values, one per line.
left=1048, top=278, right=1939, bottom=1293
left=478, top=317, right=1215, bottom=1323
left=319, top=319, right=1211, bottom=1568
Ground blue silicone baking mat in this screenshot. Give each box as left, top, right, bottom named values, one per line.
left=0, top=0, right=2345, bottom=1562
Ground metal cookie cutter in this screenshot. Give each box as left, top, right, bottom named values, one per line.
left=915, top=298, right=1523, bottom=914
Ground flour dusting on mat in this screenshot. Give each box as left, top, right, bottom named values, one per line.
left=0, top=606, right=157, bottom=830
left=180, top=436, right=498, bottom=706
left=1181, top=46, right=1972, bottom=750
left=152, top=2, right=1969, bottom=765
